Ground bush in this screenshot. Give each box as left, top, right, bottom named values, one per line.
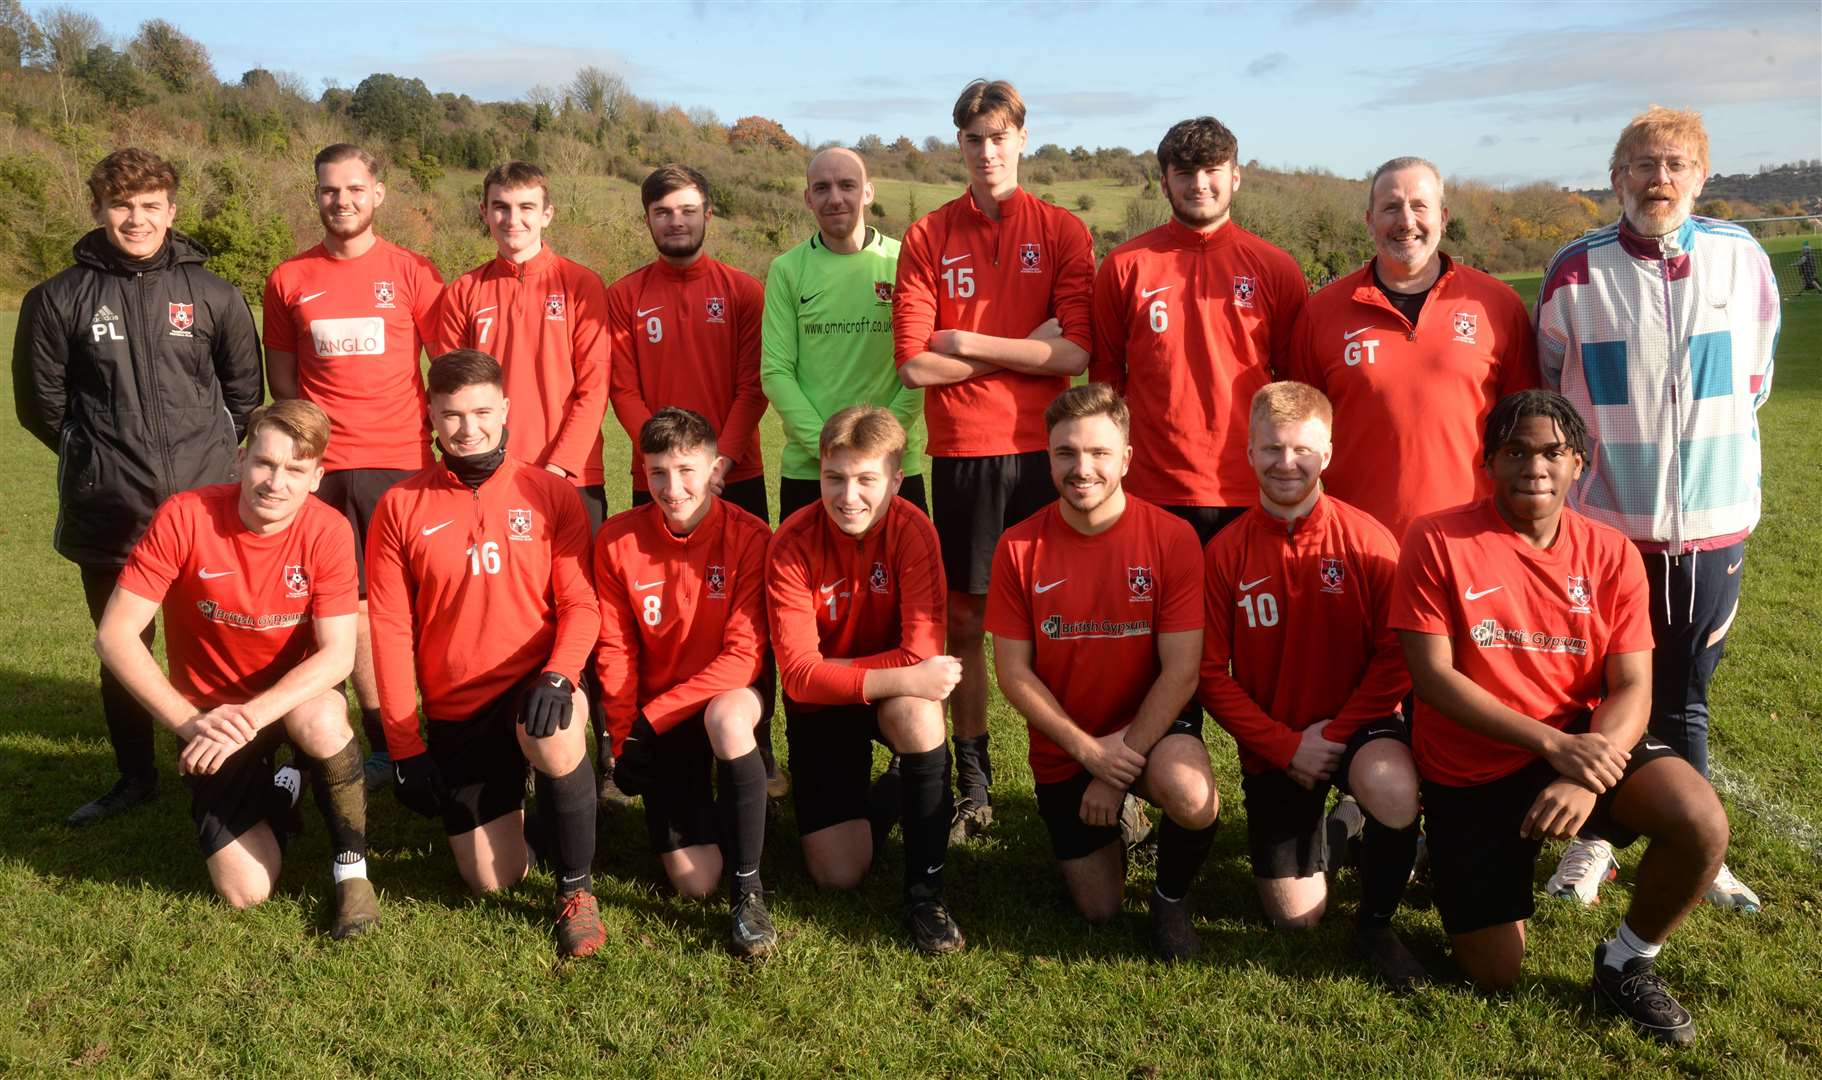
left=1076, top=193, right=1095, bottom=211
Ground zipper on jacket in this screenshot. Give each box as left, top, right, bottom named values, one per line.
left=137, top=269, right=177, bottom=500
left=1659, top=254, right=1683, bottom=553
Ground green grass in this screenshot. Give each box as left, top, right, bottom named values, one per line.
left=2, top=301, right=1820, bottom=1078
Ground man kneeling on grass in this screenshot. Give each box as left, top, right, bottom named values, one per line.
left=987, top=383, right=1218, bottom=962
left=95, top=400, right=377, bottom=937
left=768, top=405, right=966, bottom=954
left=366, top=350, right=604, bottom=958
left=1391, top=388, right=1730, bottom=1046
left=594, top=408, right=777, bottom=957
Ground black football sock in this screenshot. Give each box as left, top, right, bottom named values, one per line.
left=867, top=755, right=903, bottom=846
left=717, top=748, right=768, bottom=900
left=535, top=760, right=597, bottom=896
left=307, top=737, right=368, bottom=861
left=755, top=715, right=778, bottom=776
left=1154, top=816, right=1217, bottom=903
left=1356, top=818, right=1420, bottom=931
left=359, top=708, right=386, bottom=756
left=899, top=746, right=952, bottom=905
left=952, top=734, right=991, bottom=806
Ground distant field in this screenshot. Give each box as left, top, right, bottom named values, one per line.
left=871, top=176, right=1144, bottom=234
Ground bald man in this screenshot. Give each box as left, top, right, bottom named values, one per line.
left=761, top=148, right=927, bottom=523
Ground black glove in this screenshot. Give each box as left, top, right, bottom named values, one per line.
left=611, top=716, right=661, bottom=797
left=519, top=671, right=575, bottom=738
left=392, top=753, right=447, bottom=819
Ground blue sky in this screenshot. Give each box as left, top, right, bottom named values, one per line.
left=73, top=0, right=1821, bottom=189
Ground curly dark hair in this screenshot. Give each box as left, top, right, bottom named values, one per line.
left=1482, top=389, right=1590, bottom=465
left=1157, top=117, right=1238, bottom=174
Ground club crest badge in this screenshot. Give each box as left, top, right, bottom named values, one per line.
left=1019, top=243, right=1042, bottom=273
left=373, top=281, right=396, bottom=307
left=1127, top=565, right=1154, bottom=601
left=874, top=281, right=894, bottom=304
left=545, top=293, right=566, bottom=320
left=869, top=560, right=890, bottom=594
left=168, top=302, right=194, bottom=335
left=705, top=296, right=726, bottom=323
left=1232, top=275, right=1256, bottom=308
left=707, top=564, right=726, bottom=599
left=1566, top=575, right=1591, bottom=614
left=283, top=564, right=309, bottom=598
left=1452, top=310, right=1479, bottom=344
left=1320, top=557, right=1345, bottom=594
left=507, top=508, right=533, bottom=541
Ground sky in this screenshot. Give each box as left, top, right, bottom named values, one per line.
left=72, top=0, right=1822, bottom=190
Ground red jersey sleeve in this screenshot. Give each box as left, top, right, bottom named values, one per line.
left=1388, top=517, right=1454, bottom=637
left=1052, top=213, right=1095, bottom=353
left=768, top=529, right=868, bottom=705
left=1496, top=293, right=1540, bottom=398
left=1607, top=541, right=1655, bottom=654
left=261, top=273, right=297, bottom=353
left=643, top=521, right=769, bottom=730
left=408, top=254, right=446, bottom=353
left=892, top=216, right=939, bottom=366
left=1266, top=256, right=1309, bottom=376
left=546, top=268, right=611, bottom=478
left=428, top=273, right=470, bottom=356
left=715, top=271, right=768, bottom=469
left=116, top=495, right=189, bottom=603
left=1284, top=303, right=1322, bottom=392
left=309, top=510, right=361, bottom=619
left=1327, top=523, right=1412, bottom=743
left=1157, top=520, right=1204, bottom=633
left=850, top=511, right=948, bottom=671
left=1199, top=535, right=1301, bottom=770
left=1088, top=255, right=1130, bottom=394
left=544, top=482, right=600, bottom=684
left=364, top=491, right=426, bottom=759
left=592, top=533, right=640, bottom=752
left=982, top=533, right=1032, bottom=640
left=606, top=275, right=654, bottom=444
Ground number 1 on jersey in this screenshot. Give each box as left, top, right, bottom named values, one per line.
left=467, top=541, right=501, bottom=576
left=942, top=265, right=975, bottom=299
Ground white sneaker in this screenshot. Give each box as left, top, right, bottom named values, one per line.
left=1546, top=838, right=1616, bottom=905
left=1705, top=863, right=1762, bottom=913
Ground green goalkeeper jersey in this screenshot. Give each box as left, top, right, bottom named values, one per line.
left=761, top=227, right=926, bottom=480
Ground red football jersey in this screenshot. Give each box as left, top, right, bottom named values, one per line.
left=262, top=239, right=445, bottom=472
left=116, top=484, right=358, bottom=709
left=766, top=498, right=946, bottom=706
left=1287, top=258, right=1536, bottom=543
left=893, top=187, right=1095, bottom=457
left=366, top=454, right=600, bottom=758
left=984, top=498, right=1203, bottom=784
left=433, top=246, right=610, bottom=485
left=605, top=256, right=766, bottom=490
left=594, top=499, right=771, bottom=753
left=1199, top=495, right=1409, bottom=774
left=1389, top=499, right=1653, bottom=786
left=1091, top=219, right=1307, bottom=507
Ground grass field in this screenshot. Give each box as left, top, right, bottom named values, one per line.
left=1, top=291, right=1819, bottom=1078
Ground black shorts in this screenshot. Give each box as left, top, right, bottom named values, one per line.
left=1422, top=737, right=1683, bottom=936
left=426, top=679, right=537, bottom=837
left=185, top=721, right=292, bottom=858
left=316, top=468, right=413, bottom=595
left=778, top=474, right=927, bottom=525
left=1034, top=712, right=1204, bottom=862
left=1241, top=716, right=1411, bottom=879
left=577, top=484, right=607, bottom=533
left=634, top=475, right=768, bottom=525
left=624, top=717, right=720, bottom=855
left=1161, top=504, right=1248, bottom=547
left=785, top=703, right=890, bottom=835
left=930, top=450, right=1053, bottom=595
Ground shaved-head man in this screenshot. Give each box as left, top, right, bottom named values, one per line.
left=762, top=147, right=926, bottom=524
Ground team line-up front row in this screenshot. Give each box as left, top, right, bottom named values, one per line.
left=98, top=367, right=1731, bottom=1050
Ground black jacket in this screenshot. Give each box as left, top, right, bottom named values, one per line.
left=13, top=229, right=263, bottom=567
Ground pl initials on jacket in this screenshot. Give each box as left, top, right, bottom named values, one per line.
left=1536, top=216, right=1779, bottom=551
left=12, top=229, right=263, bottom=566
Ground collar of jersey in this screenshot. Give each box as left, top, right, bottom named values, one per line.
left=1250, top=489, right=1334, bottom=544
left=432, top=446, right=522, bottom=491
left=490, top=244, right=557, bottom=280
left=963, top=185, right=1027, bottom=223
left=652, top=254, right=712, bottom=282
left=1616, top=216, right=1697, bottom=262
left=650, top=497, right=722, bottom=548
left=1164, top=216, right=1237, bottom=250
left=1350, top=254, right=1457, bottom=315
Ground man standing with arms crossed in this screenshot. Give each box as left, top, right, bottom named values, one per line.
left=264, top=144, right=445, bottom=790
left=895, top=79, right=1095, bottom=839
left=15, top=147, right=262, bottom=825
left=367, top=351, right=603, bottom=958
left=1536, top=106, right=1778, bottom=911
left=1092, top=116, right=1307, bottom=544
left=987, top=384, right=1217, bottom=962
left=95, top=400, right=377, bottom=937
left=763, top=147, right=926, bottom=520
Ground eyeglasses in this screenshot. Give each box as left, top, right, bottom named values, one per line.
left=1626, top=158, right=1696, bottom=179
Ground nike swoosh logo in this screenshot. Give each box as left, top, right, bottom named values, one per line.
left=1239, top=575, right=1270, bottom=591
left=1726, top=560, right=1742, bottom=575
left=197, top=568, right=235, bottom=579
left=799, top=292, right=821, bottom=305
left=820, top=579, right=845, bottom=593
left=925, top=863, right=943, bottom=874
left=734, top=868, right=758, bottom=878
left=1643, top=740, right=1671, bottom=752
left=636, top=306, right=663, bottom=317
left=1342, top=327, right=1374, bottom=340
left=1140, top=286, right=1172, bottom=298
left=1465, top=585, right=1503, bottom=600
left=299, top=291, right=327, bottom=304
left=421, top=521, right=454, bottom=536
left=940, top=254, right=970, bottom=265
left=1034, top=578, right=1066, bottom=594
left=634, top=580, right=664, bottom=591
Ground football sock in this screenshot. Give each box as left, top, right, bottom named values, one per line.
left=1357, top=819, right=1420, bottom=931
left=359, top=708, right=386, bottom=756
left=308, top=737, right=368, bottom=862
left=332, top=852, right=368, bottom=884
left=755, top=715, right=778, bottom=776
left=1154, top=816, right=1217, bottom=903
left=717, top=748, right=768, bottom=900
left=900, top=746, right=952, bottom=905
left=867, top=756, right=903, bottom=844
left=1602, top=920, right=1663, bottom=971
left=952, top=734, right=992, bottom=806
left=535, top=760, right=596, bottom=896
